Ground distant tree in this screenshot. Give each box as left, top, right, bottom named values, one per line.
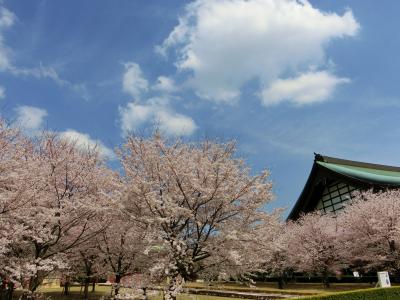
left=66, top=242, right=103, bottom=300
left=120, top=134, right=275, bottom=300
left=339, top=189, right=400, bottom=276
left=97, top=212, right=151, bottom=296
left=287, top=212, right=346, bottom=287
left=256, top=221, right=294, bottom=289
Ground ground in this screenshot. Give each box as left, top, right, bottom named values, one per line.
left=185, top=281, right=376, bottom=296
left=11, top=282, right=379, bottom=300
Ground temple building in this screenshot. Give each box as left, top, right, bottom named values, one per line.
left=288, top=154, right=400, bottom=220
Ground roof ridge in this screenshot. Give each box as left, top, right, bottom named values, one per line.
left=314, top=153, right=400, bottom=172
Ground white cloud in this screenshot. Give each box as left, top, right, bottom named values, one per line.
left=0, top=86, right=5, bottom=99
left=14, top=107, right=115, bottom=159
left=262, top=71, right=350, bottom=106
left=15, top=105, right=48, bottom=133
left=119, top=102, right=153, bottom=133
left=155, top=109, right=197, bottom=136
left=119, top=98, right=197, bottom=136
left=10, top=64, right=90, bottom=100
left=60, top=129, right=115, bottom=159
left=0, top=7, right=16, bottom=71
left=0, top=7, right=16, bottom=28
left=122, top=62, right=149, bottom=99
left=0, top=6, right=89, bottom=100
left=119, top=62, right=197, bottom=136
left=158, top=0, right=360, bottom=104
left=153, top=76, right=178, bottom=93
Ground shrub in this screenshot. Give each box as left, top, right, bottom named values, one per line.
left=294, top=287, right=400, bottom=300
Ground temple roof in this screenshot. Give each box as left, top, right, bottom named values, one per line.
left=287, top=154, right=400, bottom=220
left=316, top=161, right=400, bottom=185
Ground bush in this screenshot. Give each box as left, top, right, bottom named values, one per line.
left=295, top=287, right=400, bottom=300
left=291, top=275, right=378, bottom=284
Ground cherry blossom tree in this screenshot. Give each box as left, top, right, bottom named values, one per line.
left=97, top=212, right=151, bottom=296
left=6, top=132, right=117, bottom=293
left=120, top=134, right=275, bottom=300
left=190, top=211, right=283, bottom=286
left=287, top=212, right=346, bottom=287
left=338, top=189, right=400, bottom=276
left=252, top=221, right=294, bottom=289
left=65, top=241, right=104, bottom=300
left=0, top=120, right=35, bottom=298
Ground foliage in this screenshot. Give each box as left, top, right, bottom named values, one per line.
left=5, top=113, right=400, bottom=300
left=294, top=287, right=400, bottom=300
left=120, top=134, right=277, bottom=299
left=10, top=133, right=114, bottom=290
left=338, top=190, right=400, bottom=275
left=0, top=121, right=279, bottom=300
left=257, top=189, right=400, bottom=288
left=286, top=212, right=345, bottom=287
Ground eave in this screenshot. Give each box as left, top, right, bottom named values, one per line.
left=287, top=154, right=400, bottom=220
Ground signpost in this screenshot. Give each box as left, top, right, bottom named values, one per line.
left=377, top=271, right=391, bottom=288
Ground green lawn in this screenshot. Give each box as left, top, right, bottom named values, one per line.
left=153, top=295, right=254, bottom=300
left=291, top=286, right=400, bottom=300
left=14, top=286, right=112, bottom=300
left=185, top=282, right=375, bottom=296
left=16, top=286, right=255, bottom=300
left=12, top=282, right=383, bottom=300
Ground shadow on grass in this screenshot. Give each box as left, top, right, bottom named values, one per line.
left=13, top=286, right=112, bottom=300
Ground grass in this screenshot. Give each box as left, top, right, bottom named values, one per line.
left=12, top=282, right=383, bottom=299
left=184, top=282, right=375, bottom=296
left=15, top=286, right=255, bottom=300
left=14, top=286, right=112, bottom=300
left=153, top=295, right=254, bottom=300
left=291, top=286, right=400, bottom=300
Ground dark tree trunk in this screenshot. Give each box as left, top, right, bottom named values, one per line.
left=83, top=262, right=93, bottom=300
left=28, top=275, right=41, bottom=292
left=0, top=280, right=5, bottom=300
left=63, top=279, right=70, bottom=295
left=83, top=278, right=90, bottom=300
left=91, top=280, right=96, bottom=292
left=277, top=277, right=285, bottom=289
left=323, top=274, right=330, bottom=288
left=142, top=287, right=148, bottom=300
left=0, top=280, right=13, bottom=300
left=7, top=282, right=13, bottom=300
left=114, top=274, right=122, bottom=296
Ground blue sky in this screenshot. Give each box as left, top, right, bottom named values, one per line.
left=2, top=0, right=400, bottom=216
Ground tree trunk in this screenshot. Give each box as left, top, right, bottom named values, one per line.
left=142, top=287, right=148, bottom=300
left=6, top=282, right=13, bottom=300
left=114, top=274, right=122, bottom=296
left=0, top=280, right=5, bottom=300
left=63, top=279, right=70, bottom=295
left=0, top=280, right=13, bottom=300
left=164, top=274, right=184, bottom=300
left=83, top=277, right=90, bottom=300
left=83, top=264, right=93, bottom=300
left=91, top=280, right=96, bottom=292
left=164, top=287, right=177, bottom=300
left=28, top=275, right=41, bottom=292
left=277, top=277, right=285, bottom=289
left=322, top=273, right=330, bottom=288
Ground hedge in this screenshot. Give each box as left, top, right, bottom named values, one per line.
left=294, top=287, right=400, bottom=300
left=289, top=275, right=379, bottom=284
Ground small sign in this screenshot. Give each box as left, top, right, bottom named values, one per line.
left=377, top=271, right=391, bottom=288
left=353, top=271, right=360, bottom=278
